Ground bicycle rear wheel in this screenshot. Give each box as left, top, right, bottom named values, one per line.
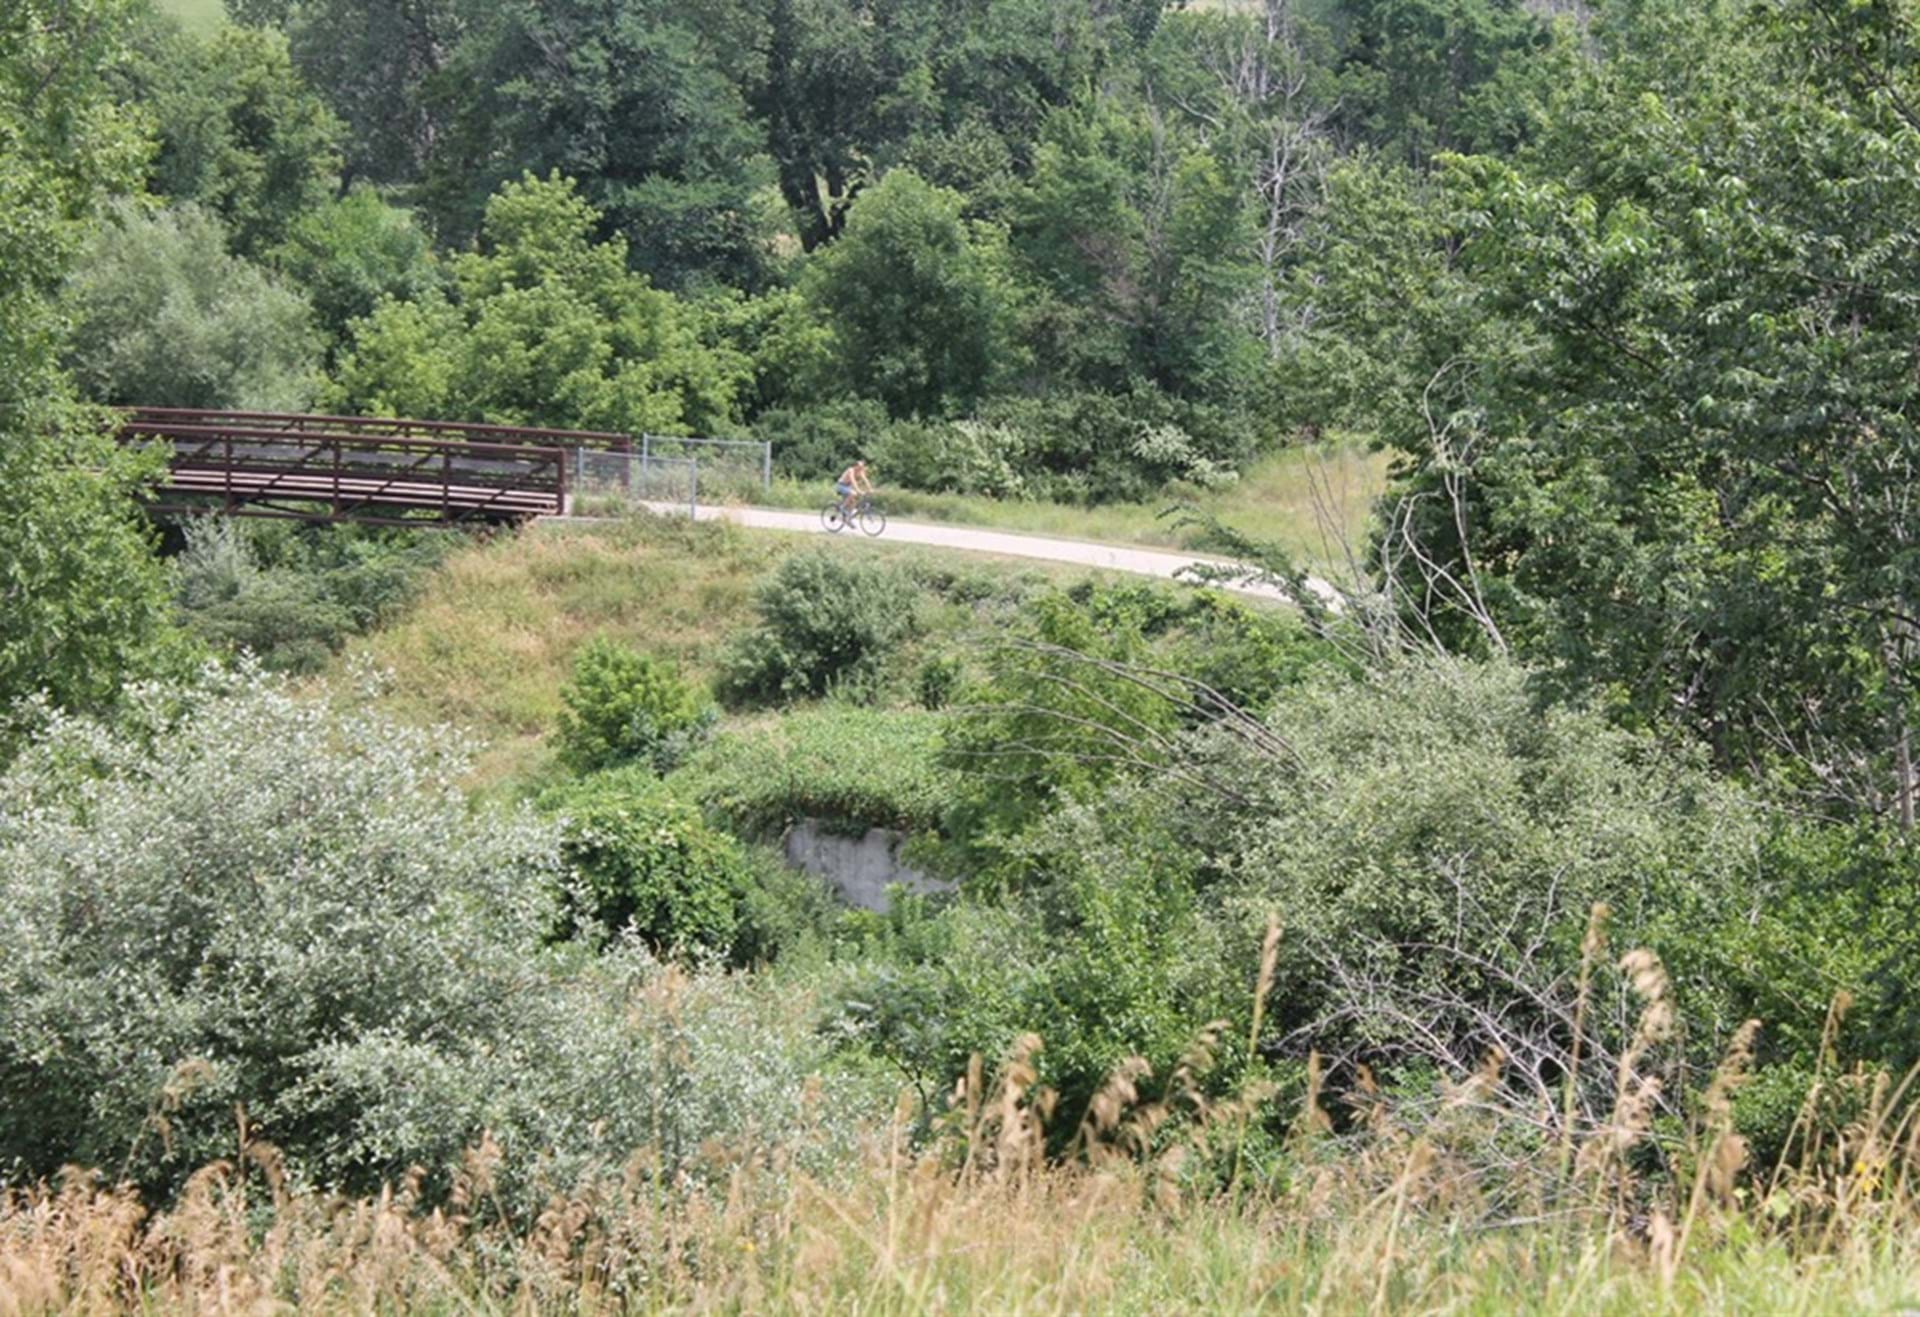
left=858, top=506, right=887, bottom=537
left=821, top=504, right=847, bottom=533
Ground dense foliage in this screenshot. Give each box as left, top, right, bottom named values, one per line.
left=22, top=0, right=1920, bottom=1261
left=64, top=200, right=320, bottom=411
left=77, top=0, right=1592, bottom=500
left=555, top=637, right=716, bottom=775
left=719, top=551, right=923, bottom=704
left=541, top=768, right=760, bottom=961
left=0, top=0, right=182, bottom=737
left=0, top=668, right=858, bottom=1203
left=172, top=517, right=453, bottom=672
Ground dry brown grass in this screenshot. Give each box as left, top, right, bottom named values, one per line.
left=11, top=1059, right=1920, bottom=1314
left=13, top=926, right=1920, bottom=1313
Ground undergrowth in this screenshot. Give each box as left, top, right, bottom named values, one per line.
left=7, top=924, right=1919, bottom=1314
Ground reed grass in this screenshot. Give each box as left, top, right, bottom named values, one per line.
left=10, top=918, right=1920, bottom=1314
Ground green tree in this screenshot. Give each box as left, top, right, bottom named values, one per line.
left=121, top=15, right=343, bottom=256
left=270, top=182, right=440, bottom=346
left=802, top=169, right=1021, bottom=418
left=425, top=0, right=779, bottom=289
left=1331, top=0, right=1556, bottom=165
left=756, top=0, right=1161, bottom=247
left=1308, top=0, right=1920, bottom=827
left=1015, top=94, right=1261, bottom=403
left=230, top=0, right=462, bottom=187
left=329, top=173, right=747, bottom=432
left=0, top=0, right=182, bottom=731
left=64, top=200, right=321, bottom=411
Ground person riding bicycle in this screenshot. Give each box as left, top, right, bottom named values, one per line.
left=835, top=460, right=874, bottom=517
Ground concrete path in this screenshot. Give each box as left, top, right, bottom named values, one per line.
left=562, top=500, right=1336, bottom=606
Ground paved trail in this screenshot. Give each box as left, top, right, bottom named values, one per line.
left=563, top=501, right=1336, bottom=606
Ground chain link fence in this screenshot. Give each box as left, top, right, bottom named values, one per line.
left=563, top=434, right=771, bottom=518
left=567, top=449, right=697, bottom=517
left=640, top=434, right=770, bottom=502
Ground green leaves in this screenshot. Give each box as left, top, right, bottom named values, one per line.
left=64, top=200, right=322, bottom=411
left=541, top=768, right=754, bottom=960
left=556, top=638, right=716, bottom=776
left=329, top=174, right=749, bottom=434
left=0, top=1, right=183, bottom=736
left=1319, top=0, right=1920, bottom=819
left=124, top=18, right=344, bottom=258
left=802, top=170, right=1023, bottom=419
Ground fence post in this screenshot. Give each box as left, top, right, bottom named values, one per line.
left=762, top=440, right=771, bottom=494
left=690, top=457, right=699, bottom=520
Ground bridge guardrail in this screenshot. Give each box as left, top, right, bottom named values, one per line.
left=120, top=417, right=567, bottom=525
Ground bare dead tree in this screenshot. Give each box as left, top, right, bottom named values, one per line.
left=1158, top=0, right=1335, bottom=355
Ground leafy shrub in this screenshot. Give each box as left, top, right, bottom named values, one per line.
left=173, top=517, right=452, bottom=674
left=1179, top=659, right=1767, bottom=1102
left=672, top=706, right=957, bottom=838
left=888, top=656, right=1782, bottom=1149
left=271, top=182, right=441, bottom=345
left=556, top=637, right=716, bottom=774
left=0, top=666, right=866, bottom=1205
left=718, top=552, right=921, bottom=705
left=758, top=398, right=890, bottom=480
left=871, top=418, right=1029, bottom=498
left=541, top=768, right=754, bottom=960
left=63, top=200, right=321, bottom=410
left=1170, top=593, right=1351, bottom=716
left=916, top=654, right=964, bottom=710
left=834, top=792, right=1237, bottom=1124
left=971, top=388, right=1262, bottom=504
left=944, top=588, right=1180, bottom=845
left=0, top=666, right=557, bottom=1194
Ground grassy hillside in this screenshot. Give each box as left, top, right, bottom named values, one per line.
left=344, top=512, right=1119, bottom=788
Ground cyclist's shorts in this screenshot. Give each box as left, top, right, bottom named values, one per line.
left=835, top=481, right=853, bottom=496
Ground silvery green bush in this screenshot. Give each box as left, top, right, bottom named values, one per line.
left=1185, top=658, right=1766, bottom=1083
left=0, top=665, right=864, bottom=1202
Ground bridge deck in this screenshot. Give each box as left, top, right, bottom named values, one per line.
left=120, top=409, right=572, bottom=525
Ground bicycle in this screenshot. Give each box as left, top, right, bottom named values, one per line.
left=821, top=493, right=887, bottom=537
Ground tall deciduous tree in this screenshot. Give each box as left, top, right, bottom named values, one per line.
left=801, top=169, right=1022, bottom=419
left=329, top=173, right=747, bottom=433
left=1314, top=0, right=1920, bottom=827
left=0, top=0, right=182, bottom=730
left=425, top=0, right=779, bottom=290
left=1015, top=94, right=1261, bottom=403
left=228, top=0, right=461, bottom=189
left=65, top=200, right=321, bottom=411
left=120, top=13, right=343, bottom=257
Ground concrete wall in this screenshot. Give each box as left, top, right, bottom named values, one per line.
left=783, top=819, right=955, bottom=912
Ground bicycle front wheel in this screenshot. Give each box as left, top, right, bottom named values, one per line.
left=858, top=507, right=887, bottom=537
left=821, top=504, right=847, bottom=533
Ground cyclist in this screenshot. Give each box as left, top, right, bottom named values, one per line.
left=835, top=459, right=873, bottom=518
